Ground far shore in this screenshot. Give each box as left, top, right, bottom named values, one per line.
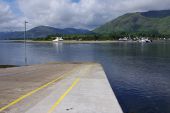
left=1, top=39, right=168, bottom=44
left=1, top=40, right=138, bottom=43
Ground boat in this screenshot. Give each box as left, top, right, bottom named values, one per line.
left=138, top=38, right=152, bottom=43
left=52, top=37, right=63, bottom=42
left=119, top=37, right=128, bottom=41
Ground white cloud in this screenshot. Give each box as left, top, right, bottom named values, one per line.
left=17, top=0, right=127, bottom=29
left=0, top=0, right=170, bottom=31
left=0, top=2, right=14, bottom=23
left=0, top=1, right=26, bottom=31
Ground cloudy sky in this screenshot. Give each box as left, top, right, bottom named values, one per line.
left=0, top=0, right=170, bottom=31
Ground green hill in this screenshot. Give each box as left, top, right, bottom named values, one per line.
left=93, top=10, right=170, bottom=37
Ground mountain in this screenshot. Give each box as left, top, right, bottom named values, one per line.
left=93, top=10, right=170, bottom=35
left=0, top=26, right=92, bottom=40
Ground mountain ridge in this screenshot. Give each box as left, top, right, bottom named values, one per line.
left=93, top=10, right=170, bottom=36
left=0, top=26, right=92, bottom=40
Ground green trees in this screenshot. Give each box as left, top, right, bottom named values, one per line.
left=33, top=31, right=170, bottom=41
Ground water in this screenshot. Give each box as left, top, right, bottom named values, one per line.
left=0, top=41, right=170, bottom=113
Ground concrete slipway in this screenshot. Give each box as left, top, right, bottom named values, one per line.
left=0, top=63, right=123, bottom=113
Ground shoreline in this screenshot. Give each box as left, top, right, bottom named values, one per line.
left=1, top=39, right=168, bottom=44
left=0, top=40, right=138, bottom=43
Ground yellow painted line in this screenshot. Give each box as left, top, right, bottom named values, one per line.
left=0, top=67, right=78, bottom=112
left=48, top=78, right=80, bottom=113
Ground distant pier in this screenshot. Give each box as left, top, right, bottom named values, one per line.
left=0, top=63, right=123, bottom=113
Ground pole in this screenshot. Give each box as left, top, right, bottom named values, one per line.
left=24, top=21, right=28, bottom=65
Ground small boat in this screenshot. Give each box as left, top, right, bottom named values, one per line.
left=138, top=38, right=152, bottom=43
left=119, top=37, right=128, bottom=41
left=52, top=37, right=63, bottom=42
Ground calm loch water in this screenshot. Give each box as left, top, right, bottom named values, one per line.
left=0, top=41, right=170, bottom=113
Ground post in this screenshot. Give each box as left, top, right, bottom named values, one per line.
left=24, top=21, right=28, bottom=65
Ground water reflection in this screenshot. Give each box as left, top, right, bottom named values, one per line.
left=52, top=42, right=63, bottom=53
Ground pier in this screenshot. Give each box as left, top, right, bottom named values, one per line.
left=0, top=63, right=123, bottom=113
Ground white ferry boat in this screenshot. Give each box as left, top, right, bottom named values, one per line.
left=52, top=37, right=64, bottom=42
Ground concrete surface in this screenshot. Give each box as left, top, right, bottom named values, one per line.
left=0, top=63, right=123, bottom=113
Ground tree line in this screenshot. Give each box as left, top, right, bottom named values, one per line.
left=33, top=31, right=170, bottom=41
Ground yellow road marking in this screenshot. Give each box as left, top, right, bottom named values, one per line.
left=48, top=78, right=80, bottom=113
left=0, top=67, right=78, bottom=112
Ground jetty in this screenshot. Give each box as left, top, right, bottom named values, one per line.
left=0, top=63, right=123, bottom=113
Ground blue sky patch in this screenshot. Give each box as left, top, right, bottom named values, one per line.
left=71, top=0, right=80, bottom=3
left=1, top=0, right=22, bottom=16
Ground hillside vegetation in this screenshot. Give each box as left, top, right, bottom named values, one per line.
left=93, top=10, right=170, bottom=38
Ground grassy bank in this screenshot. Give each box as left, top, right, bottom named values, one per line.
left=0, top=65, right=17, bottom=68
